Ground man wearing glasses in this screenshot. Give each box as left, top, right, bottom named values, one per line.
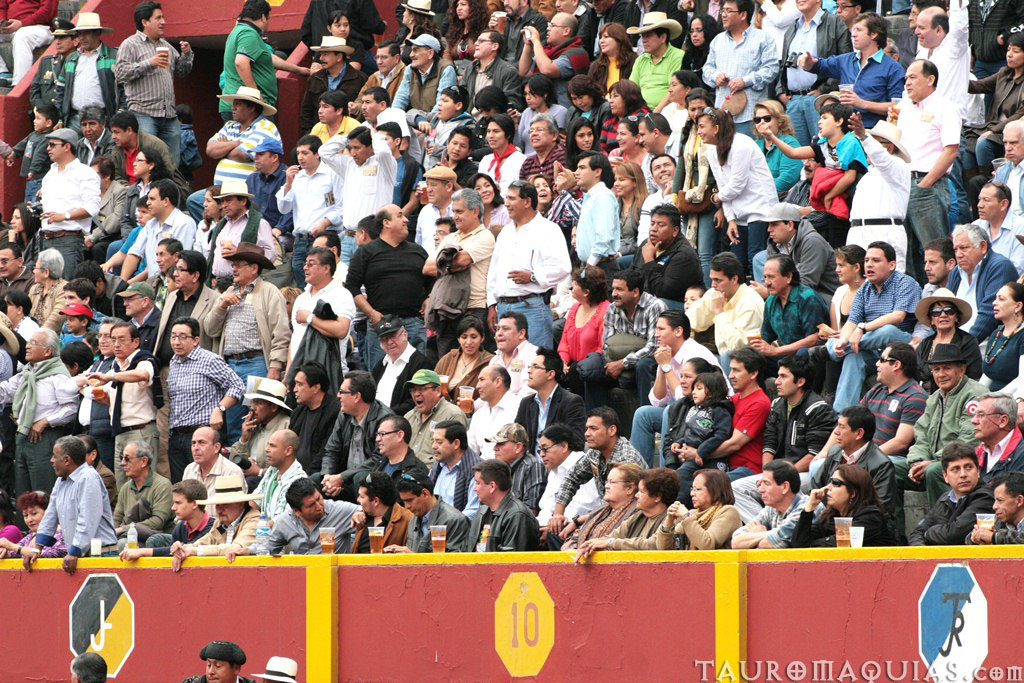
left=38, top=128, right=101, bottom=279
left=463, top=31, right=525, bottom=113
left=0, top=243, right=33, bottom=298
left=338, top=416, right=429, bottom=501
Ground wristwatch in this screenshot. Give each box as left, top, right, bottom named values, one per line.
left=856, top=322, right=867, bottom=332
left=217, top=402, right=228, bottom=412
left=63, top=211, right=70, bottom=221
left=529, top=273, right=537, bottom=284
left=660, top=363, right=673, bottom=374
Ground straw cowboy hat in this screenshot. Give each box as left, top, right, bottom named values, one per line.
left=255, top=657, right=298, bottom=683
left=311, top=36, right=354, bottom=55
left=0, top=312, right=22, bottom=356
left=217, top=85, right=277, bottom=117
left=74, top=12, right=113, bottom=33
left=402, top=0, right=435, bottom=16
left=867, top=120, right=911, bottom=163
left=244, top=377, right=292, bottom=411
left=214, top=178, right=255, bottom=199
left=914, top=287, right=974, bottom=328
left=626, top=11, right=683, bottom=40
left=197, top=475, right=263, bottom=506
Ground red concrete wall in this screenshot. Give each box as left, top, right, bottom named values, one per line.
left=0, top=565, right=306, bottom=681
left=337, top=561, right=718, bottom=681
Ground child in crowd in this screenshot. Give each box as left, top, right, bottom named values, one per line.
left=176, top=104, right=202, bottom=182
left=684, top=285, right=705, bottom=312
left=101, top=203, right=152, bottom=281
left=59, top=304, right=93, bottom=346
left=9, top=104, right=59, bottom=203
left=423, top=86, right=475, bottom=171
left=666, top=371, right=735, bottom=469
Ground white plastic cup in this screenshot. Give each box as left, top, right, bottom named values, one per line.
left=849, top=526, right=865, bottom=549
left=90, top=538, right=102, bottom=556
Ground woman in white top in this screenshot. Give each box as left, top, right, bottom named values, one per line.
left=756, top=0, right=801, bottom=58
left=698, top=107, right=778, bottom=276
left=478, top=113, right=526, bottom=195
left=658, top=70, right=701, bottom=155
left=828, top=244, right=866, bottom=335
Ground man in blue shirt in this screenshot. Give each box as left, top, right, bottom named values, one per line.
left=826, top=241, right=921, bottom=412
left=246, top=138, right=293, bottom=253
left=574, top=152, right=619, bottom=285
left=799, top=13, right=905, bottom=128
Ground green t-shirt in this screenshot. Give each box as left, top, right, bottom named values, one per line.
left=630, top=44, right=685, bottom=110
left=221, top=21, right=277, bottom=113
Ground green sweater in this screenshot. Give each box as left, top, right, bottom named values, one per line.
left=907, top=376, right=986, bottom=465
left=113, top=470, right=175, bottom=533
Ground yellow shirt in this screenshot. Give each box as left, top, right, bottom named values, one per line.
left=310, top=117, right=360, bottom=143
left=606, top=59, right=620, bottom=93
left=686, top=283, right=765, bottom=353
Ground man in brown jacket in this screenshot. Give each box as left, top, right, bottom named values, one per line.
left=201, top=242, right=290, bottom=443
left=352, top=471, right=413, bottom=553
left=169, top=475, right=263, bottom=571
left=353, top=42, right=406, bottom=118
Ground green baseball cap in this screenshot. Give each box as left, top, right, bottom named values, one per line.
left=405, top=369, right=442, bottom=387
left=116, top=282, right=156, bottom=300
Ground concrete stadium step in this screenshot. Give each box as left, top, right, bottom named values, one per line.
left=904, top=490, right=929, bottom=537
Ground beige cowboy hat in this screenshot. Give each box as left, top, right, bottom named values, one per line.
left=74, top=12, right=113, bottom=33
left=814, top=92, right=841, bottom=112
left=214, top=178, right=254, bottom=199
left=626, top=11, right=683, bottom=40
left=722, top=90, right=747, bottom=118
left=311, top=36, right=354, bottom=55
left=867, top=120, right=911, bottom=163
left=402, top=0, right=435, bottom=16
left=914, top=287, right=974, bottom=328
left=198, top=474, right=263, bottom=506
left=244, top=377, right=292, bottom=411
left=217, top=86, right=277, bottom=117
left=0, top=312, right=21, bottom=355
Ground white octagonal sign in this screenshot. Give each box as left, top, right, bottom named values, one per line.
left=918, top=563, right=987, bottom=682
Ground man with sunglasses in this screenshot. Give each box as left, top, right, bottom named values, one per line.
left=974, top=181, right=1024, bottom=275
left=38, top=128, right=101, bottom=279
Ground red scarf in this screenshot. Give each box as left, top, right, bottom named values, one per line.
left=488, top=143, right=517, bottom=180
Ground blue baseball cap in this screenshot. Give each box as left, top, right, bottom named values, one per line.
left=250, top=139, right=284, bottom=156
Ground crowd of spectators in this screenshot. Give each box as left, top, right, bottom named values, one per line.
left=2, top=0, right=1024, bottom=593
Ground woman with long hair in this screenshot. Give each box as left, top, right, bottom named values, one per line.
left=612, top=161, right=648, bottom=262
left=566, top=117, right=599, bottom=169
left=656, top=468, right=742, bottom=549
left=791, top=463, right=896, bottom=547
left=434, top=315, right=494, bottom=401
left=660, top=70, right=702, bottom=153
left=698, top=106, right=777, bottom=277
left=479, top=114, right=526, bottom=194
left=530, top=174, right=555, bottom=215
left=753, top=100, right=803, bottom=196
left=600, top=79, right=648, bottom=152
left=829, top=244, right=865, bottom=335
left=471, top=172, right=510, bottom=235
left=516, top=74, right=568, bottom=155
left=982, top=282, right=1024, bottom=391
left=7, top=202, right=41, bottom=267
left=397, top=2, right=444, bottom=63
left=675, top=89, right=718, bottom=286
left=680, top=14, right=721, bottom=89
left=445, top=0, right=488, bottom=61
left=964, top=33, right=1024, bottom=177
left=588, top=23, right=636, bottom=94
left=566, top=75, right=610, bottom=131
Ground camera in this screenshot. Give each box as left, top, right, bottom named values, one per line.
left=26, top=200, right=43, bottom=218
left=783, top=52, right=800, bottom=69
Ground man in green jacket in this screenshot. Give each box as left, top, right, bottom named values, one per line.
left=113, top=440, right=175, bottom=539
left=57, top=13, right=124, bottom=131
left=896, top=344, right=985, bottom=507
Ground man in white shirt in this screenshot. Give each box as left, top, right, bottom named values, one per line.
left=974, top=181, right=1024, bottom=275
left=60, top=13, right=120, bottom=130
left=319, top=126, right=398, bottom=265
left=289, top=246, right=356, bottom=375
left=415, top=165, right=456, bottom=249
left=846, top=116, right=911, bottom=273
left=359, top=86, right=415, bottom=157
left=898, top=59, right=961, bottom=281
left=275, top=134, right=344, bottom=289
left=489, top=312, right=539, bottom=401
left=38, top=128, right=101, bottom=279
left=180, top=426, right=244, bottom=513
left=123, top=178, right=197, bottom=280
left=485, top=181, right=571, bottom=348
left=467, top=366, right=521, bottom=460
left=536, top=422, right=600, bottom=549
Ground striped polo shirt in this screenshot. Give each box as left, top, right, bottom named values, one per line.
left=210, top=116, right=281, bottom=185
left=860, top=379, right=929, bottom=457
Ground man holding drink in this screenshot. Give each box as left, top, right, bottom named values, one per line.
left=351, top=471, right=412, bottom=553
left=385, top=474, right=470, bottom=553
left=266, top=477, right=361, bottom=555
left=908, top=442, right=994, bottom=546
left=969, top=473, right=1024, bottom=545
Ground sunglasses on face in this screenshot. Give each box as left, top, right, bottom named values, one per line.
left=753, top=115, right=772, bottom=124
left=828, top=478, right=848, bottom=488
left=929, top=306, right=956, bottom=317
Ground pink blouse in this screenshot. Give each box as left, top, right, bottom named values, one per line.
left=559, top=301, right=610, bottom=364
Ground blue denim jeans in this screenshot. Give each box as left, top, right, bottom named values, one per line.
left=225, top=354, right=269, bottom=444
left=730, top=221, right=767, bottom=279
left=496, top=296, right=553, bottom=349
left=752, top=249, right=767, bottom=283
left=975, top=137, right=1003, bottom=171
left=696, top=209, right=716, bottom=288
left=340, top=231, right=357, bottom=265
left=134, top=112, right=181, bottom=165
left=786, top=95, right=819, bottom=148
left=24, top=177, right=41, bottom=203
left=363, top=316, right=427, bottom=370
left=734, top=120, right=754, bottom=138
left=630, top=405, right=670, bottom=467
left=292, top=234, right=313, bottom=288
left=948, top=134, right=971, bottom=225
left=826, top=324, right=911, bottom=411
left=186, top=188, right=205, bottom=225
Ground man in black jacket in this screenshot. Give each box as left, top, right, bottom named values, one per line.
left=300, top=0, right=386, bottom=58
left=369, top=316, right=432, bottom=415
left=461, top=31, right=526, bottom=113
left=514, top=347, right=587, bottom=456
left=910, top=442, right=994, bottom=546
left=490, top=0, right=548, bottom=64
left=810, top=405, right=896, bottom=517
left=631, top=203, right=702, bottom=310
left=318, top=370, right=394, bottom=494
left=341, top=415, right=430, bottom=500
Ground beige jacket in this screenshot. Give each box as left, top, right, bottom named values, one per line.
left=655, top=505, right=742, bottom=550
left=229, top=411, right=291, bottom=470
left=193, top=506, right=260, bottom=556
left=157, top=285, right=221, bottom=352
left=28, top=279, right=67, bottom=332
left=606, top=509, right=668, bottom=551
left=201, top=277, right=291, bottom=371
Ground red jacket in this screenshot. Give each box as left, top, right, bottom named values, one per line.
left=0, top=0, right=58, bottom=26
left=809, top=167, right=851, bottom=220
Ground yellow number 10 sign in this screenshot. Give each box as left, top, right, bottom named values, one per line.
left=494, top=572, right=555, bottom=677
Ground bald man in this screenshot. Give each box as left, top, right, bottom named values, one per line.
left=253, top=429, right=307, bottom=519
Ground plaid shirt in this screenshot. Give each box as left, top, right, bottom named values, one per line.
left=848, top=270, right=922, bottom=333
left=555, top=437, right=646, bottom=507
left=509, top=453, right=546, bottom=512
left=112, top=31, right=193, bottom=118
left=602, top=292, right=666, bottom=367
left=738, top=493, right=808, bottom=549
left=761, top=284, right=828, bottom=346
left=167, top=346, right=246, bottom=429
left=701, top=26, right=780, bottom=123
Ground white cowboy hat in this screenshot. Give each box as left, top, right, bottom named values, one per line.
left=914, top=287, right=974, bottom=328
left=197, top=474, right=263, bottom=505
left=244, top=378, right=293, bottom=412
left=867, top=120, right=911, bottom=163
left=311, top=36, right=354, bottom=55
left=217, top=86, right=277, bottom=117
left=255, top=657, right=298, bottom=683
left=402, top=0, right=435, bottom=16
left=74, top=12, right=113, bottom=33
left=626, top=12, right=683, bottom=40
left=214, top=178, right=255, bottom=199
